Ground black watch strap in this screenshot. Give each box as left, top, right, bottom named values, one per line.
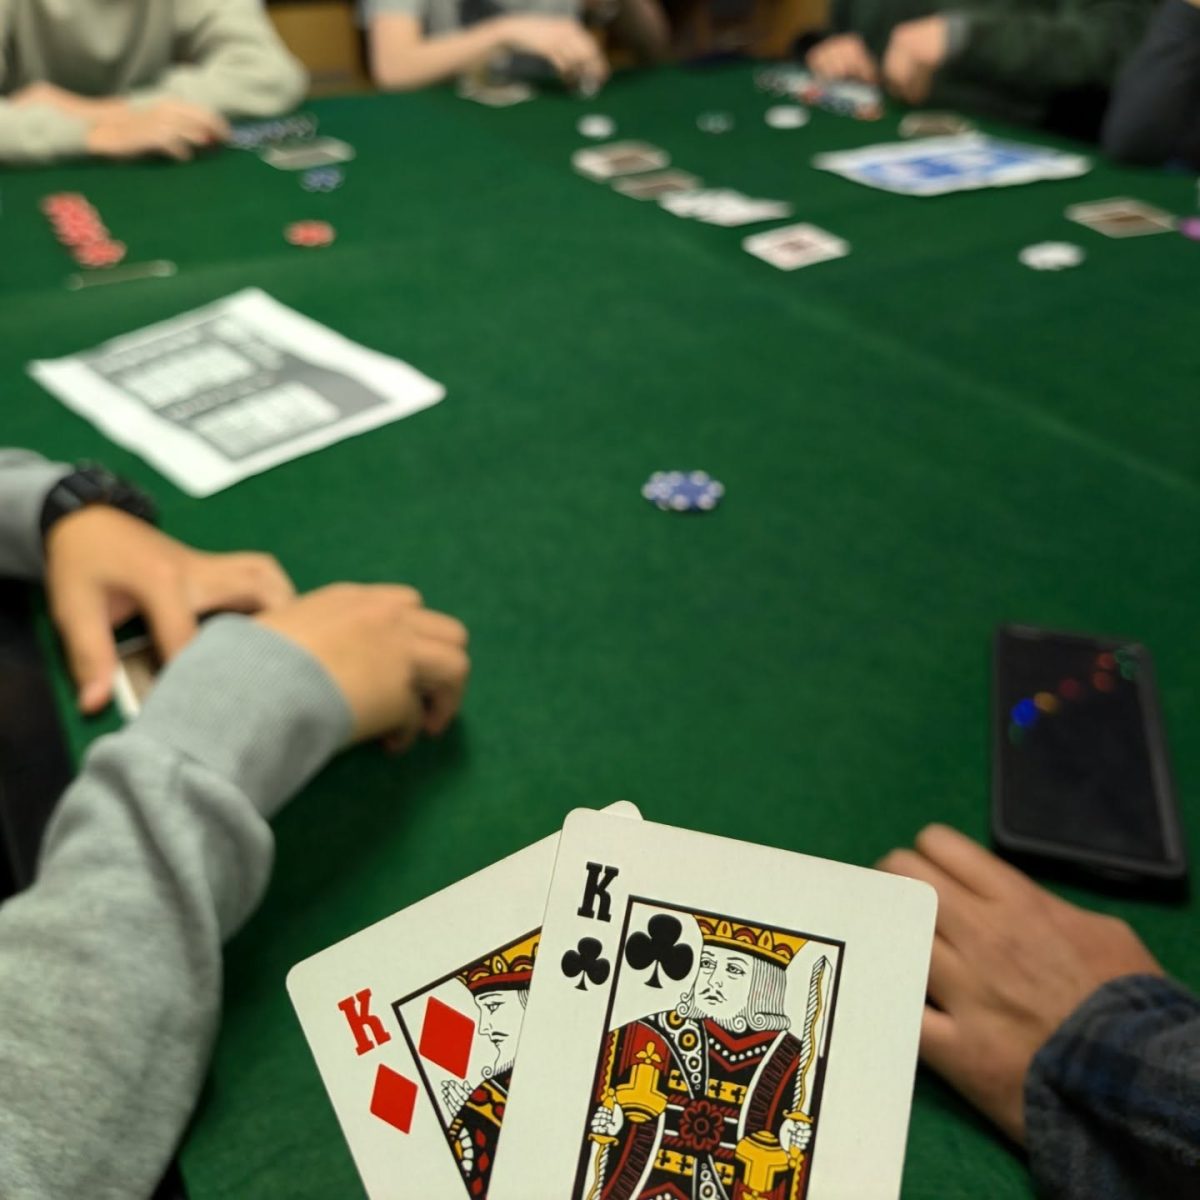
left=39, top=464, right=158, bottom=542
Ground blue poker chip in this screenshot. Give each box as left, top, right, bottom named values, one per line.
left=642, top=470, right=725, bottom=512
left=301, top=167, right=344, bottom=192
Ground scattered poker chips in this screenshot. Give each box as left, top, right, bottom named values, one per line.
left=1178, top=217, right=1200, bottom=242
left=764, top=105, right=810, bottom=130
left=1018, top=241, right=1085, bottom=271
left=697, top=112, right=735, bottom=134
left=285, top=220, right=336, bottom=248
left=230, top=113, right=318, bottom=150
left=577, top=114, right=616, bottom=140
left=301, top=167, right=344, bottom=193
left=642, top=470, right=725, bottom=513
left=40, top=192, right=127, bottom=269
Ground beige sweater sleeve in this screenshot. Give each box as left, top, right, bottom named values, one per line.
left=0, top=10, right=89, bottom=164
left=126, top=0, right=309, bottom=118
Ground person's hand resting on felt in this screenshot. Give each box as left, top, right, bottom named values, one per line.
left=878, top=824, right=1163, bottom=1144
left=256, top=583, right=470, bottom=751
left=882, top=16, right=950, bottom=105
left=45, top=506, right=294, bottom=714
left=499, top=14, right=610, bottom=89
left=11, top=83, right=228, bottom=160
left=806, top=32, right=879, bottom=83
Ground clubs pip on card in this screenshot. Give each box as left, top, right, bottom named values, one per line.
left=490, top=809, right=936, bottom=1200
left=572, top=142, right=671, bottom=181
left=287, top=802, right=641, bottom=1200
left=1064, top=197, right=1177, bottom=238
left=743, top=223, right=851, bottom=271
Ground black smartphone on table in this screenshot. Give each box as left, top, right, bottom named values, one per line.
left=991, top=624, right=1188, bottom=898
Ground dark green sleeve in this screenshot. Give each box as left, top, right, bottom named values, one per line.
left=950, top=0, right=1157, bottom=94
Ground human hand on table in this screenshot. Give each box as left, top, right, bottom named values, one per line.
left=45, top=507, right=294, bottom=714
left=255, top=584, right=470, bottom=750
left=84, top=99, right=229, bottom=162
left=877, top=824, right=1163, bottom=1144
left=806, top=33, right=879, bottom=84
left=881, top=16, right=950, bottom=105
left=499, top=15, right=610, bottom=88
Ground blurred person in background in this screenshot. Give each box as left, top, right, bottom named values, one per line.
left=0, top=0, right=307, bottom=165
left=1102, top=0, right=1200, bottom=167
left=799, top=0, right=1156, bottom=138
left=366, top=0, right=670, bottom=93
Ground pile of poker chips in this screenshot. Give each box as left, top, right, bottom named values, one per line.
left=285, top=220, right=335, bottom=248
left=40, top=193, right=126, bottom=269
left=229, top=113, right=318, bottom=150
left=300, top=167, right=344, bottom=193
left=1019, top=241, right=1085, bottom=271
left=753, top=66, right=882, bottom=121
left=642, top=470, right=725, bottom=513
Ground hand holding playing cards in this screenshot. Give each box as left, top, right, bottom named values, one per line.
left=499, top=15, right=609, bottom=87
left=45, top=506, right=294, bottom=714
left=879, top=825, right=1163, bottom=1144
left=806, top=33, right=879, bottom=84
left=255, top=583, right=470, bottom=747
left=85, top=99, right=229, bottom=162
left=881, top=16, right=949, bottom=105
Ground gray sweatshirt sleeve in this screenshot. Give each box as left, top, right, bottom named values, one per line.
left=0, top=615, right=352, bottom=1200
left=0, top=450, right=70, bottom=581
left=126, top=0, right=309, bottom=118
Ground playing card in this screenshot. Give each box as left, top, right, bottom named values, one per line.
left=261, top=137, right=356, bottom=171
left=287, top=802, right=640, bottom=1199
left=113, top=634, right=161, bottom=719
left=814, top=134, right=1091, bottom=196
left=490, top=810, right=935, bottom=1200
left=659, top=188, right=793, bottom=227
left=1065, top=197, right=1176, bottom=238
left=743, top=223, right=851, bottom=271
left=572, top=142, right=670, bottom=181
left=612, top=170, right=701, bottom=200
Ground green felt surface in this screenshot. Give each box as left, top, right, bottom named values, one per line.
left=2, top=63, right=1198, bottom=1199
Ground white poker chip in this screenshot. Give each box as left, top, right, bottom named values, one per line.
left=578, top=114, right=616, bottom=140
left=1018, top=241, right=1085, bottom=271
left=764, top=105, right=810, bottom=130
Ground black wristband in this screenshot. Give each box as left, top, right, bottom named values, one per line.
left=39, top=464, right=158, bottom=543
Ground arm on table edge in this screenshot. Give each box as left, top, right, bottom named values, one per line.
left=0, top=616, right=350, bottom=1200
left=0, top=451, right=70, bottom=580
left=1025, top=972, right=1200, bottom=1200
left=942, top=0, right=1158, bottom=94
left=125, top=0, right=308, bottom=118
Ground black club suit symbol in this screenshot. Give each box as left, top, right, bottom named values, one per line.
left=624, top=915, right=694, bottom=988
left=561, top=937, right=611, bottom=991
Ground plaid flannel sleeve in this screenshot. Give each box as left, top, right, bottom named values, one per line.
left=1025, top=973, right=1200, bottom=1199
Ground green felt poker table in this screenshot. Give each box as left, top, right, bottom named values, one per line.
left=1, top=61, right=1197, bottom=1200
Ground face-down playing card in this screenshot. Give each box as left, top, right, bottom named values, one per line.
left=287, top=802, right=640, bottom=1199
left=490, top=810, right=936, bottom=1200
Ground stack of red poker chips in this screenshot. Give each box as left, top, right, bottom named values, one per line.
left=284, top=220, right=335, bottom=248
left=41, top=193, right=127, bottom=268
